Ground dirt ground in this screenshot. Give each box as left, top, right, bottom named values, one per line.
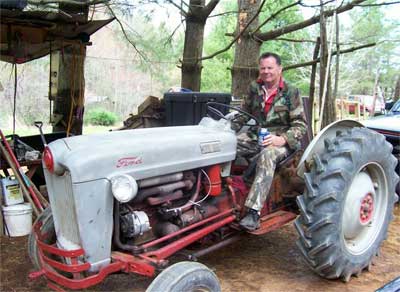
left=1, top=205, right=399, bottom=292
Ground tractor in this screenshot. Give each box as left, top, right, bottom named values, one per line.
left=28, top=101, right=398, bottom=291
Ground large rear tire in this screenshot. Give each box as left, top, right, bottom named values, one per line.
left=28, top=207, right=55, bottom=269
left=295, top=127, right=399, bottom=282
left=146, top=261, right=221, bottom=292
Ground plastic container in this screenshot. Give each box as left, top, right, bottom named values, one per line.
left=1, top=177, right=24, bottom=206
left=2, top=203, right=33, bottom=237
left=164, top=92, right=231, bottom=126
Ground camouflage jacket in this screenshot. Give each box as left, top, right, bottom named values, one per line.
left=240, top=79, right=307, bottom=150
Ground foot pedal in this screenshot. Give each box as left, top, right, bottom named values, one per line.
left=248, top=211, right=297, bottom=235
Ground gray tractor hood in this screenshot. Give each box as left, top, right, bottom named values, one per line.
left=46, top=117, right=237, bottom=183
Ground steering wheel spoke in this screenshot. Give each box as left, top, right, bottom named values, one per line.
left=206, top=102, right=260, bottom=128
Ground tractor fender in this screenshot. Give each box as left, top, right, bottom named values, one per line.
left=297, top=119, right=364, bottom=178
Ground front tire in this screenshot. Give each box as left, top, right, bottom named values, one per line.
left=295, top=127, right=399, bottom=281
left=28, top=207, right=55, bottom=269
left=146, top=261, right=221, bottom=292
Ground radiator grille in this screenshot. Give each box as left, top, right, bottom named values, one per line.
left=46, top=171, right=81, bottom=249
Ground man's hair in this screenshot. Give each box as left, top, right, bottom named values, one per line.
left=259, top=52, right=281, bottom=65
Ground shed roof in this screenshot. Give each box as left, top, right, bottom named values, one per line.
left=1, top=8, right=114, bottom=63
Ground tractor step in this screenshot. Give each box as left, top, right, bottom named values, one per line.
left=248, top=210, right=297, bottom=235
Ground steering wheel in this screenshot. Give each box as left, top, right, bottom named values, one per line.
left=206, top=101, right=261, bottom=127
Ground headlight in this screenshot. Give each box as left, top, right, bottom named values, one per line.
left=110, top=174, right=138, bottom=203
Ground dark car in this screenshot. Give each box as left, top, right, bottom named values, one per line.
left=363, top=100, right=400, bottom=195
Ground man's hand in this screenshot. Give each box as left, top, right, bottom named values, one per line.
left=262, top=134, right=286, bottom=147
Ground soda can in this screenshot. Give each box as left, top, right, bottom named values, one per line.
left=258, top=128, right=270, bottom=146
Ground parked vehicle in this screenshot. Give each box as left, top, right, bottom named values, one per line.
left=346, top=95, right=385, bottom=115
left=28, top=101, right=398, bottom=291
left=387, top=99, right=400, bottom=115
left=363, top=99, right=400, bottom=195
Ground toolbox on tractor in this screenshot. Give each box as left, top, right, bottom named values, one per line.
left=164, top=92, right=231, bottom=126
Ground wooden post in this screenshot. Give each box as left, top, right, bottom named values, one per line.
left=310, top=37, right=320, bottom=133
left=52, top=3, right=88, bottom=136
left=355, top=100, right=360, bottom=120
left=52, top=44, right=86, bottom=136
left=370, top=68, right=380, bottom=118
left=0, top=199, right=3, bottom=236
left=340, top=95, right=344, bottom=119
left=333, top=12, right=340, bottom=119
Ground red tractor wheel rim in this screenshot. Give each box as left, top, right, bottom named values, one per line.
left=359, top=193, right=374, bottom=224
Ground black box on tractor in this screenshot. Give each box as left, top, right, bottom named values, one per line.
left=164, top=92, right=232, bottom=126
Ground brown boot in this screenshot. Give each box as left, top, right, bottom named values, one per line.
left=239, top=209, right=260, bottom=231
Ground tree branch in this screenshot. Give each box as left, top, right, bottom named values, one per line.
left=254, top=0, right=366, bottom=42
left=275, top=37, right=317, bottom=43
left=298, top=0, right=336, bottom=7
left=209, top=10, right=238, bottom=18
left=165, top=0, right=188, bottom=17
left=253, top=1, right=301, bottom=35
left=199, top=0, right=267, bottom=61
left=274, top=37, right=365, bottom=46
left=105, top=4, right=148, bottom=61
left=356, top=1, right=400, bottom=6
left=165, top=19, right=185, bottom=45
left=27, top=0, right=107, bottom=5
left=283, top=42, right=376, bottom=71
left=199, top=0, right=220, bottom=19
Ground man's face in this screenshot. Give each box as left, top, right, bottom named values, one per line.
left=259, top=57, right=282, bottom=85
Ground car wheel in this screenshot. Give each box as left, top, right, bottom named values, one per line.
left=146, top=261, right=221, bottom=292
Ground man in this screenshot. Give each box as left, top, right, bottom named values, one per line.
left=237, top=52, right=307, bottom=231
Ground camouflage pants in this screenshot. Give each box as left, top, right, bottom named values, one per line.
left=237, top=133, right=289, bottom=212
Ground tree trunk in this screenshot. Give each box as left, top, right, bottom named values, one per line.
left=52, top=3, right=88, bottom=135
left=53, top=44, right=86, bottom=135
left=322, top=78, right=335, bottom=127
left=333, top=14, right=343, bottom=118
left=181, top=0, right=219, bottom=91
left=316, top=3, right=326, bottom=132
left=394, top=76, right=400, bottom=102
left=309, top=37, right=320, bottom=125
left=181, top=3, right=206, bottom=91
left=318, top=3, right=336, bottom=129
left=231, top=0, right=261, bottom=99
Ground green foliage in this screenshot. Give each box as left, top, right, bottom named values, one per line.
left=83, top=12, right=183, bottom=120
left=202, top=0, right=312, bottom=94
left=84, top=108, right=118, bottom=126
left=257, top=1, right=312, bottom=94
left=112, top=13, right=184, bottom=89
left=0, top=58, right=50, bottom=126
left=202, top=2, right=237, bottom=92
left=339, top=5, right=400, bottom=98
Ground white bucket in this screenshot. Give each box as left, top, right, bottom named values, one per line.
left=2, top=203, right=33, bottom=237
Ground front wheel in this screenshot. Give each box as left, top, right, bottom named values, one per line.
left=28, top=207, right=55, bottom=269
left=295, top=127, right=399, bottom=282
left=146, top=261, right=221, bottom=292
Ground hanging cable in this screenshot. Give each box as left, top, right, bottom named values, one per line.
left=66, top=45, right=78, bottom=136
left=189, top=169, right=212, bottom=206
